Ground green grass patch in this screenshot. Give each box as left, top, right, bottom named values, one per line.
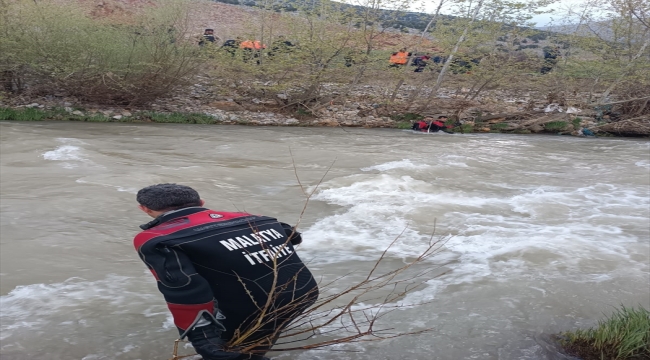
left=137, top=111, right=218, bottom=124
left=572, top=117, right=582, bottom=129
left=0, top=107, right=115, bottom=122
left=0, top=107, right=222, bottom=124
left=559, top=306, right=650, bottom=360
left=0, top=107, right=49, bottom=121
left=545, top=121, right=568, bottom=131
left=396, top=121, right=412, bottom=129
left=459, top=124, right=474, bottom=133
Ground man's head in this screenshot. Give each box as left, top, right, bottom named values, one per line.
left=204, top=29, right=214, bottom=35
left=438, top=115, right=448, bottom=121
left=137, top=183, right=204, bottom=218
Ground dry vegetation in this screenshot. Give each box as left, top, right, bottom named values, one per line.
left=0, top=0, right=648, bottom=135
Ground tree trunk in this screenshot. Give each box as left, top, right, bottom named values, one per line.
left=419, top=0, right=485, bottom=111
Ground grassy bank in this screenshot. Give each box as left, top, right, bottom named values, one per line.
left=0, top=107, right=223, bottom=124
left=0, top=106, right=638, bottom=137
left=558, top=306, right=650, bottom=360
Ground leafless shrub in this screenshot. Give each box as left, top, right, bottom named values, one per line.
left=0, top=0, right=204, bottom=105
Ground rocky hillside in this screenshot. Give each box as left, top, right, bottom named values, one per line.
left=69, top=0, right=439, bottom=49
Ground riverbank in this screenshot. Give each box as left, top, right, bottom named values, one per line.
left=1, top=81, right=647, bottom=137
left=557, top=306, right=649, bottom=360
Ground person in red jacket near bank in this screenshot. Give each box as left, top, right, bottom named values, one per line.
left=411, top=116, right=453, bottom=133
left=134, top=184, right=318, bottom=360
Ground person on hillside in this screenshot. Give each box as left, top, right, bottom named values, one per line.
left=133, top=184, right=319, bottom=360
left=432, top=54, right=446, bottom=65
left=199, top=29, right=219, bottom=47
left=412, top=54, right=432, bottom=73
left=268, top=36, right=295, bottom=58
left=240, top=40, right=267, bottom=64
left=541, top=46, right=560, bottom=74
left=221, top=37, right=243, bottom=57
left=389, top=48, right=411, bottom=68
left=451, top=57, right=481, bottom=74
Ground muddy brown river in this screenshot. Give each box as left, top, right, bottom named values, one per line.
left=1, top=122, right=648, bottom=360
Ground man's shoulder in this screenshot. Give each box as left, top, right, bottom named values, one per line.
left=133, top=210, right=276, bottom=250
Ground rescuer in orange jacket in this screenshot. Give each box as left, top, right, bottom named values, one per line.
left=240, top=40, right=267, bottom=64
left=240, top=40, right=266, bottom=50
left=389, top=48, right=411, bottom=67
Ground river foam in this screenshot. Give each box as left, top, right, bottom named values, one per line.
left=0, top=274, right=173, bottom=358
left=302, top=157, right=650, bottom=298
left=41, top=138, right=94, bottom=169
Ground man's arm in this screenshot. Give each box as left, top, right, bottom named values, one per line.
left=138, top=244, right=260, bottom=359
left=280, top=222, right=302, bottom=245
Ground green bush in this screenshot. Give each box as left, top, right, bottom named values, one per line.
left=572, top=117, right=582, bottom=128
left=0, top=107, right=47, bottom=121
left=0, top=0, right=203, bottom=105
left=460, top=124, right=474, bottom=133
left=559, top=306, right=650, bottom=360
left=545, top=121, right=568, bottom=131
left=396, top=121, right=412, bottom=129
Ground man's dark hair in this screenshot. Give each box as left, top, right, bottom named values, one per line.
left=438, top=115, right=448, bottom=119
left=137, top=183, right=202, bottom=211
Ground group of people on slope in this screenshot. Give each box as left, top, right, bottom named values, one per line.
left=389, top=49, right=433, bottom=72
left=411, top=115, right=455, bottom=133
left=390, top=48, right=480, bottom=74
left=199, top=29, right=295, bottom=63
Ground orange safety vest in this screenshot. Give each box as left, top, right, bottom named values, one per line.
left=389, top=51, right=409, bottom=65
left=240, top=40, right=266, bottom=50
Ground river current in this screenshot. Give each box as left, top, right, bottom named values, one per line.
left=1, top=122, right=648, bottom=360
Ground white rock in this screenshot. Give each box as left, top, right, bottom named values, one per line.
left=26, top=103, right=39, bottom=108
left=566, top=107, right=582, bottom=114
left=284, top=119, right=299, bottom=125
left=544, top=103, right=563, bottom=113
left=64, top=107, right=73, bottom=113
left=72, top=110, right=84, bottom=116
left=112, top=115, right=123, bottom=120
left=122, top=111, right=132, bottom=117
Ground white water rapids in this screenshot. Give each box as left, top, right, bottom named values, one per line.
left=1, top=122, right=648, bottom=360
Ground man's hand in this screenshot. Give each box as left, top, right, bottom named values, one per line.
left=187, top=325, right=270, bottom=360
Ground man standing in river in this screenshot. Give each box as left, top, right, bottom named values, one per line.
left=133, top=184, right=318, bottom=360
